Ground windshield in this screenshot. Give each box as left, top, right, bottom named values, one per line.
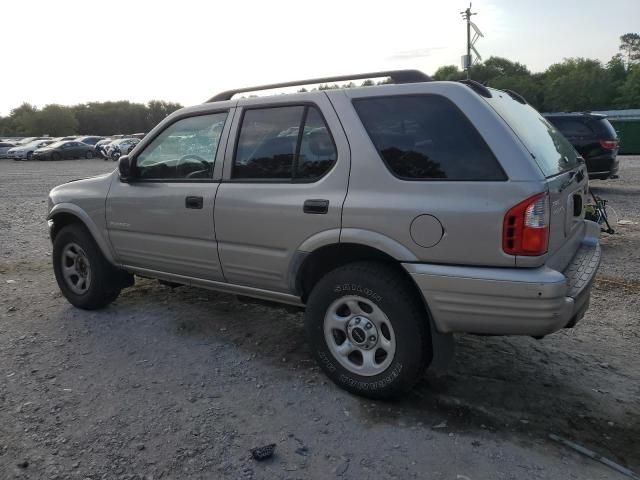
left=47, top=141, right=66, bottom=148
left=484, top=91, right=580, bottom=177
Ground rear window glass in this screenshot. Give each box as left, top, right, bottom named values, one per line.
left=485, top=92, right=579, bottom=177
left=353, top=95, right=505, bottom=181
left=588, top=118, right=618, bottom=139
left=546, top=117, right=593, bottom=137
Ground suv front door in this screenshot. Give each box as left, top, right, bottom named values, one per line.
left=214, top=94, right=350, bottom=293
left=106, top=109, right=232, bottom=281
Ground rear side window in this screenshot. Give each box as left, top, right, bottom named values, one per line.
left=353, top=95, right=505, bottom=181
left=233, top=105, right=337, bottom=181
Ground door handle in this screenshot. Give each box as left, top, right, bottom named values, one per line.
left=185, top=196, right=204, bottom=209
left=303, top=199, right=329, bottom=214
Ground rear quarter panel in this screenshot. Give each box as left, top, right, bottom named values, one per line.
left=326, top=83, right=546, bottom=267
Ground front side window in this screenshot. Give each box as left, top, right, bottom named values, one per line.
left=353, top=95, right=505, bottom=181
left=233, top=105, right=337, bottom=181
left=135, top=112, right=228, bottom=180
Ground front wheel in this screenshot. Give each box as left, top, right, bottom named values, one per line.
left=52, top=224, right=122, bottom=309
left=51, top=152, right=61, bottom=161
left=26, top=151, right=33, bottom=160
left=305, top=261, right=431, bottom=399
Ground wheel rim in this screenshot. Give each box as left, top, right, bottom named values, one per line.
left=324, top=295, right=396, bottom=377
left=60, top=242, right=91, bottom=295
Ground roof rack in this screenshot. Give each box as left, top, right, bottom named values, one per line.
left=458, top=79, right=492, bottom=98
left=206, top=70, right=432, bottom=102
left=503, top=89, right=527, bottom=105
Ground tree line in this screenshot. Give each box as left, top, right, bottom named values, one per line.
left=0, top=100, right=183, bottom=137
left=314, top=33, right=640, bottom=112
left=432, top=33, right=640, bottom=112
left=1, top=33, right=638, bottom=137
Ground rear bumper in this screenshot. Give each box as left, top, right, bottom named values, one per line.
left=587, top=154, right=619, bottom=179
left=404, top=228, right=601, bottom=336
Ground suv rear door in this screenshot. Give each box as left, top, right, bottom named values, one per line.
left=214, top=93, right=350, bottom=293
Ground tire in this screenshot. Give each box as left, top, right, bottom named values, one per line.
left=26, top=151, right=33, bottom=160
left=85, top=150, right=94, bottom=159
left=52, top=224, right=122, bottom=310
left=304, top=261, right=431, bottom=399
left=51, top=152, right=61, bottom=161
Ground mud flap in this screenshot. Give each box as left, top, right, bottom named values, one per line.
left=427, top=320, right=455, bottom=375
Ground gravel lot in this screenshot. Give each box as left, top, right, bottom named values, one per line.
left=1, top=157, right=638, bottom=480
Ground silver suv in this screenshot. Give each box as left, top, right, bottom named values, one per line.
left=47, top=70, right=601, bottom=398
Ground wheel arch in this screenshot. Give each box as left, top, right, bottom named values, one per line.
left=48, top=204, right=117, bottom=264
left=292, top=234, right=420, bottom=302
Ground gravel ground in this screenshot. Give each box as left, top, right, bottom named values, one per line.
left=1, top=157, right=638, bottom=480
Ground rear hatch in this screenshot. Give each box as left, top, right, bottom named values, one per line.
left=484, top=91, right=588, bottom=266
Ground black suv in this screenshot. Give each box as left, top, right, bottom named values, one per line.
left=544, top=113, right=619, bottom=180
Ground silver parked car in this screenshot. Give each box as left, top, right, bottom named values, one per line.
left=0, top=141, right=17, bottom=159
left=47, top=70, right=601, bottom=398
left=8, top=139, right=55, bottom=160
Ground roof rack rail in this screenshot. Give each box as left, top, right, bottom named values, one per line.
left=206, top=70, right=432, bottom=102
left=458, top=79, right=492, bottom=98
left=503, top=89, right=527, bottom=105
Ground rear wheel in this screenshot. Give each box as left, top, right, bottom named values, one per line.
left=85, top=150, right=94, bottom=159
left=305, top=261, right=431, bottom=398
left=26, top=151, right=33, bottom=160
left=52, top=224, right=122, bottom=309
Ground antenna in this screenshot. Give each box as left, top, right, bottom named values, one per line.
left=460, top=3, right=482, bottom=78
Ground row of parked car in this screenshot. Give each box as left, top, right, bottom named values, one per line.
left=0, top=134, right=144, bottom=162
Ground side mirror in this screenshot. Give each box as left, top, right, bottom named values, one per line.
left=118, top=155, right=133, bottom=182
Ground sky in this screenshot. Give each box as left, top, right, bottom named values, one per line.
left=2, top=0, right=639, bottom=116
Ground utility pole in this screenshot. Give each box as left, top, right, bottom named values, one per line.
left=460, top=3, right=483, bottom=79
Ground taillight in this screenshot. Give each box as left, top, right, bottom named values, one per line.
left=503, top=193, right=550, bottom=256
left=599, top=139, right=618, bottom=150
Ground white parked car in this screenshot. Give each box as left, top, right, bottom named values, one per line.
left=7, top=139, right=55, bottom=160
left=104, top=138, right=140, bottom=161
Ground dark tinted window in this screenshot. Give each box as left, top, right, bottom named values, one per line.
left=547, top=117, right=593, bottom=137
left=234, top=106, right=302, bottom=179
left=588, top=118, right=617, bottom=139
left=233, top=105, right=336, bottom=181
left=353, top=95, right=505, bottom=180
left=136, top=112, right=227, bottom=180
left=296, top=107, right=337, bottom=180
